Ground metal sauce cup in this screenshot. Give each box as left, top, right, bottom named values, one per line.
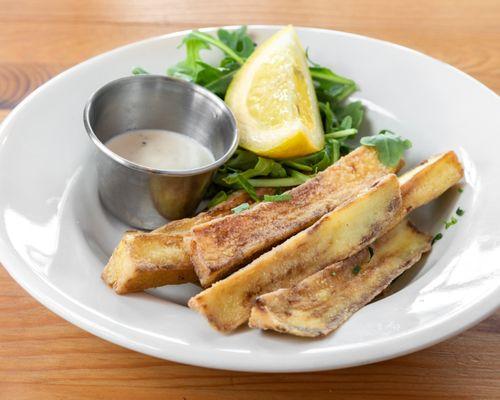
left=84, top=75, right=238, bottom=230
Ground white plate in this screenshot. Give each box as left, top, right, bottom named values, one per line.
left=1, top=26, right=499, bottom=372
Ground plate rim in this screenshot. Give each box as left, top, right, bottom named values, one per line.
left=1, top=24, right=499, bottom=372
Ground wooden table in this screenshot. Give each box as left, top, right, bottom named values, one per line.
left=1, top=1, right=499, bottom=398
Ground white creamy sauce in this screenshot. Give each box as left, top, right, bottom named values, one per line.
left=105, top=129, right=214, bottom=170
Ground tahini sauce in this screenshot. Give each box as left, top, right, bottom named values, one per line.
left=106, top=129, right=214, bottom=170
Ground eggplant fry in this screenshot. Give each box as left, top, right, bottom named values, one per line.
left=102, top=231, right=197, bottom=294
left=102, top=190, right=272, bottom=294
left=399, top=151, right=463, bottom=213
left=189, top=151, right=463, bottom=332
left=189, top=146, right=399, bottom=287
left=249, top=220, right=431, bottom=337
left=188, top=174, right=402, bottom=332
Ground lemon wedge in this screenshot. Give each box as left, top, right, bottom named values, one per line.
left=225, top=26, right=324, bottom=159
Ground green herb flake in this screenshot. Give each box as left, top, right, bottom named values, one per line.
left=360, top=130, right=412, bottom=167
left=352, top=265, right=361, bottom=275
left=458, top=187, right=464, bottom=193
left=231, top=202, right=250, bottom=214
left=263, top=193, right=292, bottom=202
left=331, top=271, right=337, bottom=277
left=456, top=207, right=465, bottom=216
left=444, top=216, right=458, bottom=229
left=432, top=233, right=443, bottom=245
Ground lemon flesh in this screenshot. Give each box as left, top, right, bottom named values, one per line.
left=225, top=26, right=324, bottom=159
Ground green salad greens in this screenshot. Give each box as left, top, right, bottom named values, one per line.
left=133, top=26, right=412, bottom=208
left=360, top=130, right=412, bottom=167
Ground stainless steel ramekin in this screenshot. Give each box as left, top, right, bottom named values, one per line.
left=83, top=75, right=238, bottom=229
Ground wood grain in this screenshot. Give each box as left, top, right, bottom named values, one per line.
left=0, top=1, right=499, bottom=398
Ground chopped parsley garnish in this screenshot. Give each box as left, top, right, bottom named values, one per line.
left=331, top=271, right=337, bottom=276
left=432, top=233, right=443, bottom=245
left=231, top=202, right=250, bottom=214
left=352, top=265, right=361, bottom=275
left=458, top=187, right=464, bottom=193
left=263, top=193, right=292, bottom=202
left=444, top=216, right=458, bottom=229
left=456, top=207, right=465, bottom=216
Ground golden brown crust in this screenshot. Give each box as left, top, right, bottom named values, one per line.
left=188, top=174, right=403, bottom=332
left=189, top=151, right=464, bottom=332
left=153, top=189, right=273, bottom=235
left=399, top=151, right=463, bottom=212
left=189, top=147, right=398, bottom=287
left=102, top=232, right=197, bottom=294
left=102, top=190, right=273, bottom=294
left=249, top=221, right=432, bottom=337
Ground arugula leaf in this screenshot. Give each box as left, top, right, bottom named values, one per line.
left=336, top=101, right=364, bottom=129
left=263, top=193, right=292, bottom=202
left=282, top=137, right=340, bottom=175
left=318, top=102, right=338, bottom=132
left=247, top=176, right=308, bottom=187
left=289, top=170, right=312, bottom=184
left=195, top=62, right=238, bottom=97
left=165, top=27, right=254, bottom=98
left=340, top=115, right=352, bottom=129
left=325, top=129, right=357, bottom=140
left=167, top=35, right=210, bottom=81
left=360, top=130, right=412, bottom=167
left=217, top=26, right=255, bottom=59
left=188, top=30, right=245, bottom=65
left=309, top=67, right=355, bottom=86
left=207, top=190, right=228, bottom=208
left=310, top=67, right=357, bottom=105
left=247, top=170, right=312, bottom=188
left=282, top=160, right=313, bottom=172
left=307, top=51, right=358, bottom=106
left=269, top=161, right=288, bottom=178
left=312, top=151, right=331, bottom=172
left=233, top=175, right=260, bottom=201
left=160, top=26, right=407, bottom=208
left=286, top=151, right=324, bottom=167
left=225, top=148, right=259, bottom=170
left=223, top=156, right=285, bottom=184
left=329, top=138, right=341, bottom=164
left=132, top=67, right=149, bottom=75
